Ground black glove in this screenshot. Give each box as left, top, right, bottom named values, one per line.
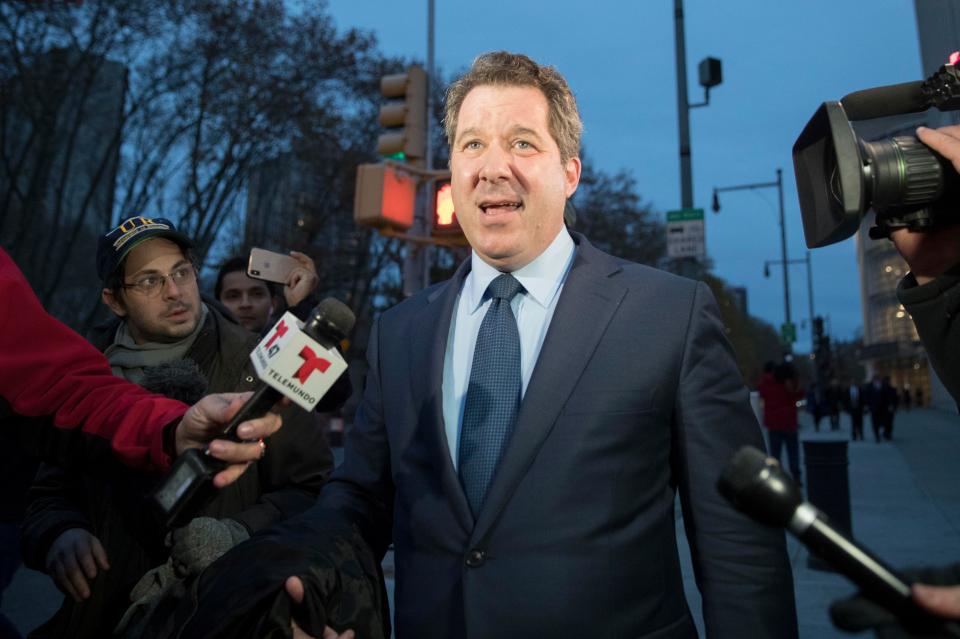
left=830, top=564, right=960, bottom=638
left=134, top=513, right=388, bottom=639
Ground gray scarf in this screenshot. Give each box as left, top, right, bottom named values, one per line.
left=104, top=304, right=209, bottom=384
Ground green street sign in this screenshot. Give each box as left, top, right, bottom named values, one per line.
left=666, top=208, right=705, bottom=222
left=779, top=322, right=797, bottom=345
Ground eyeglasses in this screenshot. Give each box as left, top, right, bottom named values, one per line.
left=122, top=265, right=196, bottom=297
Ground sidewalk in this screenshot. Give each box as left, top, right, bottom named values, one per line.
left=677, top=407, right=960, bottom=637
left=4, top=408, right=959, bottom=637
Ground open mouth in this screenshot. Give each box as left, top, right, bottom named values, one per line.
left=479, top=199, right=523, bottom=214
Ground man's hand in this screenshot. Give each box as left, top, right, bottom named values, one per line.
left=891, top=125, right=960, bottom=285
left=285, top=575, right=354, bottom=639
left=283, top=251, right=319, bottom=309
left=174, top=392, right=281, bottom=488
left=914, top=583, right=960, bottom=618
left=45, top=528, right=109, bottom=602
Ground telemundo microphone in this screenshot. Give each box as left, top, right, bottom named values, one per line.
left=151, top=298, right=355, bottom=528
left=718, top=446, right=960, bottom=632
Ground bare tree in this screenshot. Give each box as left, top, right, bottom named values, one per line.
left=0, top=0, right=388, bottom=331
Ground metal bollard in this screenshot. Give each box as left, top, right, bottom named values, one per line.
left=803, top=439, right=851, bottom=571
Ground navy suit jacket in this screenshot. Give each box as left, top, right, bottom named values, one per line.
left=315, top=233, right=798, bottom=638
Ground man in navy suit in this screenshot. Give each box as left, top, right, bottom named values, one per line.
left=281, top=51, right=798, bottom=638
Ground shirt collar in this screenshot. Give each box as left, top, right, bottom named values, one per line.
left=464, top=227, right=575, bottom=315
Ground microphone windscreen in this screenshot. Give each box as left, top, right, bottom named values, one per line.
left=718, top=445, right=770, bottom=500
left=313, top=298, right=356, bottom=340
left=140, top=360, right=209, bottom=405
left=717, top=445, right=804, bottom=528
left=841, top=80, right=926, bottom=120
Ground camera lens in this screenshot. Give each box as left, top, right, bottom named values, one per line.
left=860, top=136, right=944, bottom=210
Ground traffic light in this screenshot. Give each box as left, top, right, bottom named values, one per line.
left=353, top=163, right=416, bottom=231
left=431, top=177, right=467, bottom=244
left=377, top=65, right=427, bottom=165
left=812, top=316, right=825, bottom=349
left=433, top=179, right=458, bottom=234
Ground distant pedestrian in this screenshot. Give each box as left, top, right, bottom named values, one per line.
left=825, top=378, right=843, bottom=431
left=759, top=362, right=806, bottom=485
left=866, top=375, right=898, bottom=442
left=843, top=379, right=866, bottom=441
left=883, top=377, right=899, bottom=440
left=915, top=387, right=924, bottom=408
left=806, top=387, right=823, bottom=432
left=901, top=387, right=912, bottom=411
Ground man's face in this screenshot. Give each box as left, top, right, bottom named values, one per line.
left=102, top=238, right=202, bottom=344
left=450, top=84, right=581, bottom=271
left=219, top=270, right=275, bottom=333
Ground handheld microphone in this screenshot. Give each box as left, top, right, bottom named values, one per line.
left=717, top=444, right=960, bottom=634
left=151, top=298, right=355, bottom=527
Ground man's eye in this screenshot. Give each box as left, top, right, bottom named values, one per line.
left=515, top=140, right=533, bottom=150
left=224, top=292, right=239, bottom=301
left=138, top=276, right=160, bottom=289
left=465, top=140, right=482, bottom=150
left=251, top=289, right=266, bottom=299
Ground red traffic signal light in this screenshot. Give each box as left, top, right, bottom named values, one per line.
left=434, top=182, right=456, bottom=228
left=353, top=163, right=416, bottom=231
left=433, top=180, right=463, bottom=239
left=432, top=180, right=467, bottom=245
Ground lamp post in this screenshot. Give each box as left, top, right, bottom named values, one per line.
left=764, top=251, right=815, bottom=352
left=712, top=168, right=793, bottom=352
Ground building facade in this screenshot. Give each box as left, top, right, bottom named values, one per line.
left=853, top=1, right=960, bottom=409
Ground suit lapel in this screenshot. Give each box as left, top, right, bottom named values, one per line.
left=409, top=259, right=474, bottom=532
left=471, top=236, right=626, bottom=542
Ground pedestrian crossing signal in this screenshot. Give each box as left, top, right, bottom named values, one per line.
left=433, top=180, right=462, bottom=237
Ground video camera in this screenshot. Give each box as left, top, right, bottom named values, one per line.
left=793, top=60, right=960, bottom=248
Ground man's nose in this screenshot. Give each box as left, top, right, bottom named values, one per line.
left=238, top=293, right=253, bottom=308
left=478, top=143, right=512, bottom=182
left=163, top=276, right=183, bottom=299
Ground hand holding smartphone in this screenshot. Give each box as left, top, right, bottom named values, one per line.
left=247, top=247, right=299, bottom=284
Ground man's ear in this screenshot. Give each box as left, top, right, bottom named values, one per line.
left=101, top=288, right=127, bottom=318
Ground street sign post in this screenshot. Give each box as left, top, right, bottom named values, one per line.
left=780, top=321, right=797, bottom=346
left=666, top=208, right=705, bottom=259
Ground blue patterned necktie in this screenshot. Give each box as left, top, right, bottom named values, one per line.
left=458, top=273, right=525, bottom=517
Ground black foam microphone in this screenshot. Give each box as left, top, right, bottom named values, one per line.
left=840, top=80, right=927, bottom=121
left=140, top=360, right=209, bottom=406
left=718, top=446, right=932, bottom=619
left=151, top=298, right=355, bottom=527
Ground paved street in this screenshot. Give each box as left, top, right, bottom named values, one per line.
left=4, top=407, right=959, bottom=637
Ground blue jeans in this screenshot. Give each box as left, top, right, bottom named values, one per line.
left=767, top=430, right=802, bottom=485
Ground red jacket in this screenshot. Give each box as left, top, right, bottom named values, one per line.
left=1, top=248, right=187, bottom=471
left=757, top=372, right=804, bottom=432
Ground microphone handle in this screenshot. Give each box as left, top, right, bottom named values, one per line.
left=798, top=514, right=914, bottom=611
left=152, top=384, right=282, bottom=527
left=218, top=384, right=283, bottom=442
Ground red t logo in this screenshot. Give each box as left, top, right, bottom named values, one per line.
left=294, top=346, right=331, bottom=384
left=265, top=319, right=289, bottom=349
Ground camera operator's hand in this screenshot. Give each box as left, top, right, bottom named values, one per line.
left=893, top=126, right=960, bottom=284
left=283, top=251, right=319, bottom=309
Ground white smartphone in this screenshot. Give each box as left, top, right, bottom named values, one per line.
left=247, top=247, right=299, bottom=284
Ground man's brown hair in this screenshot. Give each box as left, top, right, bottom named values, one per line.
left=444, top=51, right=583, bottom=164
